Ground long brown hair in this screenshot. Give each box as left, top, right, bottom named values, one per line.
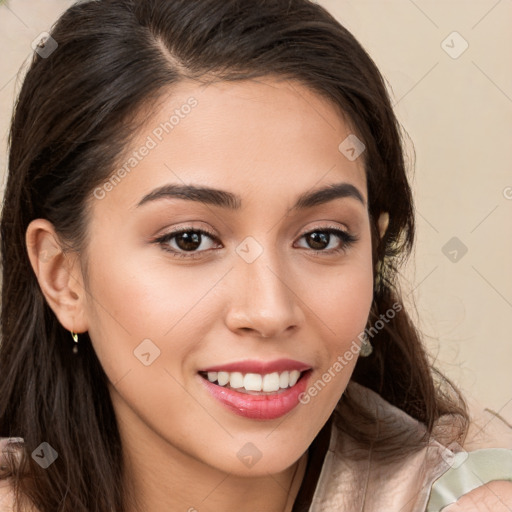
left=0, top=0, right=468, bottom=510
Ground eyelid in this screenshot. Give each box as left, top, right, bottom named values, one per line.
left=151, top=222, right=218, bottom=241
left=297, top=221, right=350, bottom=236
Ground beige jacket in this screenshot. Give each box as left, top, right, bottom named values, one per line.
left=310, top=381, right=512, bottom=511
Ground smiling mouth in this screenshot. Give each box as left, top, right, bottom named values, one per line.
left=198, top=369, right=309, bottom=395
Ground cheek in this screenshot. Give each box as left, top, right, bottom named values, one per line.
left=297, top=250, right=374, bottom=403
left=83, top=241, right=211, bottom=337
left=317, top=268, right=373, bottom=328
left=305, top=248, right=374, bottom=344
left=82, top=254, right=212, bottom=447
left=82, top=242, right=239, bottom=397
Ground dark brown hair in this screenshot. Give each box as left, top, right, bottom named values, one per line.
left=0, top=0, right=468, bottom=510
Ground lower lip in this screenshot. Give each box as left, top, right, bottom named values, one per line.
left=198, top=371, right=311, bottom=420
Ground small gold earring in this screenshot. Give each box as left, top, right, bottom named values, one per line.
left=71, top=331, right=78, bottom=354
left=359, top=333, right=373, bottom=357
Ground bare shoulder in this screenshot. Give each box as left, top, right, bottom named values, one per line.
left=0, top=480, right=38, bottom=512
left=0, top=479, right=15, bottom=512
left=443, top=481, right=512, bottom=511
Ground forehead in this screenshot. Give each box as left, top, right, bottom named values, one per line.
left=95, top=77, right=368, bottom=214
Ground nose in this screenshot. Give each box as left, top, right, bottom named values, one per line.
left=224, top=249, right=304, bottom=339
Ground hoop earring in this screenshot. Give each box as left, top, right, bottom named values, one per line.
left=359, top=332, right=373, bottom=357
left=71, top=331, right=79, bottom=354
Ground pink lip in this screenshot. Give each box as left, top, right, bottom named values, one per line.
left=198, top=370, right=312, bottom=420
left=199, top=358, right=311, bottom=374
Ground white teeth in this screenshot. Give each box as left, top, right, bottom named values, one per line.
left=289, top=370, right=300, bottom=387
left=262, top=372, right=280, bottom=392
left=229, top=372, right=244, bottom=389
left=217, top=371, right=229, bottom=386
left=244, top=373, right=262, bottom=391
left=203, top=369, right=305, bottom=392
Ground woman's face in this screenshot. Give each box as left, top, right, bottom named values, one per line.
left=80, top=77, right=374, bottom=476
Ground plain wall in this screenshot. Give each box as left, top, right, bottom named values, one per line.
left=1, top=0, right=511, bottom=424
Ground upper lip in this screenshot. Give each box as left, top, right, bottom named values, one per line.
left=199, top=358, right=312, bottom=374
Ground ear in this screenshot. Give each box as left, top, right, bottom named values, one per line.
left=377, top=212, right=389, bottom=239
left=25, top=218, right=88, bottom=334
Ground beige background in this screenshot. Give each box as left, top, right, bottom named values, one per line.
left=1, top=1, right=511, bottom=425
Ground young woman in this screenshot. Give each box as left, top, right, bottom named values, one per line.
left=1, top=1, right=511, bottom=511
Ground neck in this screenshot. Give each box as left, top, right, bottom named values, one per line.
left=123, top=440, right=308, bottom=512
left=111, top=387, right=308, bottom=512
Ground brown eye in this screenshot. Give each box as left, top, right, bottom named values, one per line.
left=173, top=231, right=203, bottom=252
left=295, top=227, right=358, bottom=255
left=155, top=228, right=220, bottom=259
left=305, top=231, right=330, bottom=250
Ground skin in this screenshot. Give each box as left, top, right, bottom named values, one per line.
left=26, top=77, right=382, bottom=511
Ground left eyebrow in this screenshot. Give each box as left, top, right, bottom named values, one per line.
left=292, top=182, right=366, bottom=210
left=136, top=182, right=366, bottom=210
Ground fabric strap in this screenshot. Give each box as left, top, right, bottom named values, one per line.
left=426, top=448, right=512, bottom=511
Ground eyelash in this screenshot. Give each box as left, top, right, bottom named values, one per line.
left=153, top=225, right=359, bottom=260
